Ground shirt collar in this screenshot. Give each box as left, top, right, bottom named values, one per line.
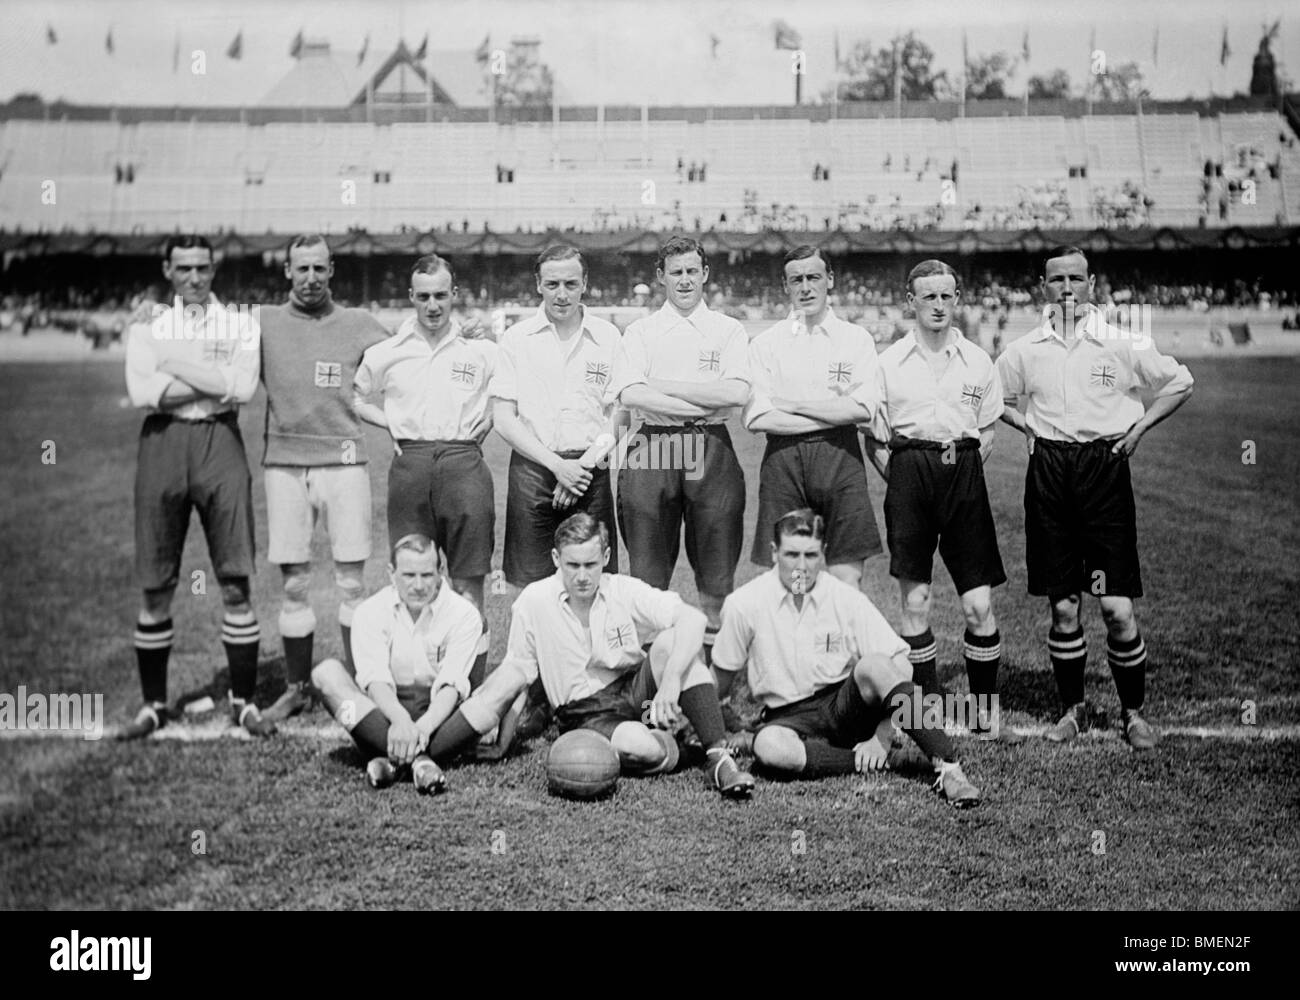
left=767, top=567, right=826, bottom=610
left=791, top=307, right=837, bottom=337
left=900, top=328, right=967, bottom=362
left=287, top=294, right=336, bottom=319
left=1034, top=303, right=1101, bottom=343
left=658, top=300, right=710, bottom=330
left=395, top=314, right=463, bottom=347
left=387, top=581, right=447, bottom=624
left=556, top=572, right=610, bottom=606
left=526, top=305, right=597, bottom=342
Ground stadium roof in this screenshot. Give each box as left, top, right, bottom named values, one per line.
left=260, top=40, right=489, bottom=107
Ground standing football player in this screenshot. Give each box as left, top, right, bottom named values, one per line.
left=744, top=245, right=882, bottom=588
left=863, top=260, right=1019, bottom=741
left=997, top=246, right=1193, bottom=749
left=258, top=235, right=392, bottom=719
left=312, top=534, right=482, bottom=792
left=713, top=509, right=981, bottom=807
left=420, top=513, right=757, bottom=799
left=608, top=236, right=750, bottom=665
left=121, top=235, right=273, bottom=739
left=491, top=245, right=622, bottom=593
left=353, top=255, right=496, bottom=686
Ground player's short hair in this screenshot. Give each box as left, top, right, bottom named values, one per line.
left=553, top=512, right=609, bottom=553
left=906, top=259, right=960, bottom=295
left=772, top=508, right=827, bottom=548
left=286, top=233, right=330, bottom=259
left=534, top=244, right=587, bottom=281
left=390, top=533, right=438, bottom=568
left=162, top=234, right=213, bottom=262
left=656, top=235, right=708, bottom=273
left=1043, top=245, right=1089, bottom=274
left=411, top=254, right=455, bottom=286
left=782, top=244, right=833, bottom=278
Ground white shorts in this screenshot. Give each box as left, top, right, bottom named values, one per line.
left=265, top=465, right=372, bottom=564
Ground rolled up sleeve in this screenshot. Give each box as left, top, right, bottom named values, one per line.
left=351, top=602, right=395, bottom=693
left=432, top=605, right=482, bottom=703
left=741, top=338, right=775, bottom=429
left=124, top=323, right=174, bottom=409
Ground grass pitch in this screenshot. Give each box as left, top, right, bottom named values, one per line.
left=0, top=352, right=1297, bottom=909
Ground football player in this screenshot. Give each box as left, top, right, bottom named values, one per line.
left=997, top=246, right=1193, bottom=749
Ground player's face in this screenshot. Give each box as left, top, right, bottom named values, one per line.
left=163, top=247, right=215, bottom=307
left=410, top=269, right=455, bottom=336
left=784, top=255, right=833, bottom=320
left=286, top=244, right=333, bottom=307
left=908, top=274, right=959, bottom=336
left=537, top=258, right=587, bottom=326
left=553, top=536, right=609, bottom=600
left=658, top=251, right=708, bottom=314
left=771, top=533, right=825, bottom=595
left=390, top=547, right=442, bottom=612
left=1042, top=254, right=1094, bottom=318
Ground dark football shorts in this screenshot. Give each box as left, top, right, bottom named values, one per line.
left=504, top=450, right=617, bottom=588
left=1025, top=437, right=1142, bottom=599
left=388, top=440, right=494, bottom=578
left=757, top=675, right=889, bottom=748
left=751, top=425, right=881, bottom=567
left=554, top=658, right=656, bottom=741
left=884, top=435, right=1007, bottom=595
left=617, top=423, right=744, bottom=596
left=134, top=412, right=255, bottom=591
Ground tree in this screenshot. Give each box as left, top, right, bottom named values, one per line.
left=965, top=51, right=1017, bottom=100
left=1028, top=70, right=1072, bottom=99
left=1091, top=61, right=1150, bottom=102
left=825, top=32, right=949, bottom=102
left=486, top=40, right=555, bottom=109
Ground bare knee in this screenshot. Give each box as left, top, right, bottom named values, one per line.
left=899, top=580, right=932, bottom=632
left=1051, top=594, right=1081, bottom=631
left=141, top=587, right=176, bottom=622
left=218, top=576, right=252, bottom=613
left=333, top=560, right=365, bottom=609
left=1100, top=597, right=1136, bottom=638
left=280, top=564, right=312, bottom=609
left=753, top=727, right=805, bottom=772
left=310, top=657, right=352, bottom=697
left=610, top=723, right=664, bottom=767
left=854, top=652, right=908, bottom=699
left=828, top=563, right=862, bottom=588
left=960, top=587, right=995, bottom=633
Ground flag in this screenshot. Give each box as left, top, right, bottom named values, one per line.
left=172, top=31, right=180, bottom=73
left=711, top=33, right=721, bottom=59
left=290, top=29, right=303, bottom=58
left=1152, top=25, right=1159, bottom=67
left=1022, top=30, right=1030, bottom=63
left=474, top=32, right=490, bottom=62
left=358, top=33, right=370, bottom=66
left=226, top=30, right=243, bottom=60
left=106, top=28, right=114, bottom=54
left=774, top=20, right=801, bottom=51
left=46, top=24, right=57, bottom=44
left=833, top=30, right=841, bottom=69
left=414, top=33, right=428, bottom=60
left=1220, top=25, right=1230, bottom=65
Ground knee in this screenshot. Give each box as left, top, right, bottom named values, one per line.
left=753, top=727, right=804, bottom=772
left=961, top=592, right=994, bottom=631
left=281, top=565, right=312, bottom=609
left=1051, top=595, right=1081, bottom=630
left=218, top=577, right=251, bottom=612
left=901, top=583, right=932, bottom=621
left=141, top=587, right=175, bottom=620
left=612, top=724, right=663, bottom=767
left=1100, top=598, right=1136, bottom=635
left=855, top=652, right=906, bottom=696
left=311, top=657, right=348, bottom=696
left=333, top=561, right=365, bottom=607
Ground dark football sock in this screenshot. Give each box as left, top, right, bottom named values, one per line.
left=133, top=618, right=173, bottom=705
left=425, top=709, right=481, bottom=763
left=887, top=681, right=956, bottom=763
left=801, top=739, right=857, bottom=777
left=678, top=682, right=727, bottom=749
left=468, top=628, right=489, bottom=690
left=1049, top=626, right=1087, bottom=707
left=964, top=629, right=1001, bottom=698
left=702, top=624, right=719, bottom=668
left=339, top=624, right=356, bottom=677
left=349, top=709, right=390, bottom=759
left=904, top=629, right=942, bottom=696
left=1107, top=632, right=1147, bottom=712
left=222, top=612, right=261, bottom=701
left=282, top=633, right=313, bottom=685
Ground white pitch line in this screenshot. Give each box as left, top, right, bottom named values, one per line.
left=2, top=723, right=1298, bottom=743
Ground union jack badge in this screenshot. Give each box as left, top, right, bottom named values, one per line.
left=1090, top=363, right=1118, bottom=388
left=314, top=361, right=342, bottom=388
left=585, top=361, right=609, bottom=385
left=961, top=383, right=985, bottom=409
left=816, top=632, right=842, bottom=653
left=606, top=623, right=633, bottom=648
left=828, top=361, right=853, bottom=384
left=451, top=362, right=478, bottom=385
left=698, top=350, right=721, bottom=373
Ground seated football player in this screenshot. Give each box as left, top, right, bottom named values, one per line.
left=422, top=512, right=756, bottom=799
left=712, top=508, right=982, bottom=808
left=312, top=533, right=482, bottom=793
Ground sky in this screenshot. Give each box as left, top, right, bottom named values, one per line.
left=0, top=0, right=1293, bottom=107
